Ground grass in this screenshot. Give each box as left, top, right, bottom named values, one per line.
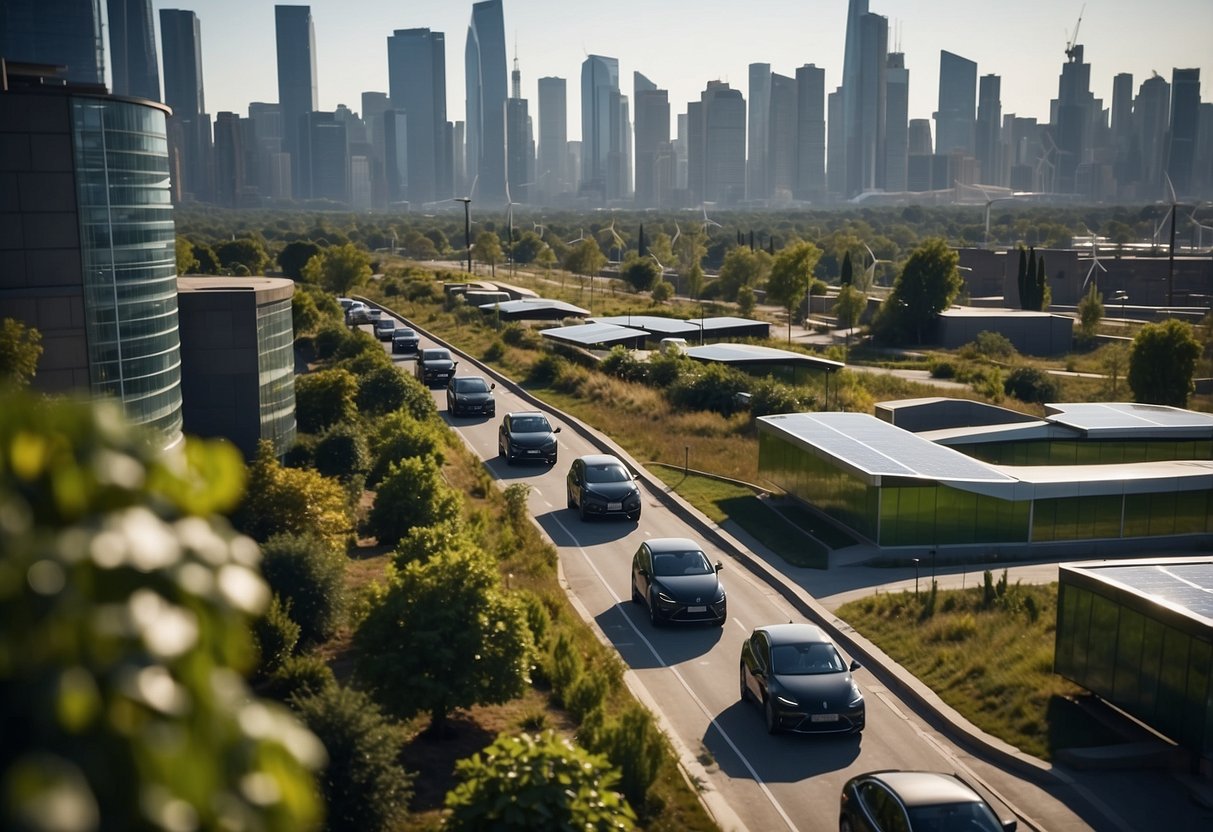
left=837, top=581, right=1125, bottom=760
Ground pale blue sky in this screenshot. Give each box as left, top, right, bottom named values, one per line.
left=151, top=0, right=1211, bottom=138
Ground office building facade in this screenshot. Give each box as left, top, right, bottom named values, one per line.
left=0, top=0, right=105, bottom=86
left=884, top=53, right=908, bottom=192
left=537, top=76, right=567, bottom=202
left=465, top=0, right=507, bottom=203
left=633, top=72, right=671, bottom=208
left=159, top=8, right=211, bottom=202
left=581, top=54, right=625, bottom=203
left=275, top=5, right=318, bottom=200
left=107, top=0, right=160, bottom=101
left=387, top=27, right=450, bottom=205
left=936, top=50, right=976, bottom=156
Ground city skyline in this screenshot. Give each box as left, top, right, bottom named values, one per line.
left=143, top=0, right=1213, bottom=140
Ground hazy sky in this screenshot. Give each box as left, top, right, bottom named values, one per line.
left=151, top=0, right=1212, bottom=139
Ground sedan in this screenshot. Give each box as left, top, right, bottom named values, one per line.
left=498, top=412, right=560, bottom=465
left=566, top=454, right=641, bottom=521
left=392, top=328, right=419, bottom=354
left=345, top=301, right=371, bottom=325
left=739, top=623, right=864, bottom=735
left=630, top=538, right=725, bottom=626
left=447, top=376, right=496, bottom=417
left=374, top=318, right=396, bottom=340
left=839, top=770, right=1017, bottom=832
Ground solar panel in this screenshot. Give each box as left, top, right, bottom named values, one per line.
left=1047, top=403, right=1213, bottom=434
left=1083, top=563, right=1213, bottom=622
left=589, top=315, right=699, bottom=335
left=538, top=323, right=648, bottom=346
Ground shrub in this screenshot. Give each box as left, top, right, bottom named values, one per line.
left=313, top=422, right=370, bottom=481
left=527, top=353, right=567, bottom=386
left=749, top=379, right=808, bottom=418
left=501, top=322, right=535, bottom=347
left=601, top=346, right=648, bottom=383
left=929, top=360, right=956, bottom=379
left=356, top=365, right=414, bottom=416
left=263, top=654, right=336, bottom=702
left=548, top=631, right=584, bottom=698
left=313, top=323, right=350, bottom=359
left=517, top=590, right=552, bottom=652
left=483, top=340, right=505, bottom=361
left=260, top=533, right=348, bottom=646
left=253, top=595, right=301, bottom=676
left=598, top=705, right=664, bottom=815
left=295, top=368, right=359, bottom=433
left=1004, top=366, right=1061, bottom=404
left=391, top=520, right=471, bottom=568
left=367, top=412, right=446, bottom=486
left=964, top=330, right=1018, bottom=360
left=366, top=457, right=462, bottom=547
left=566, top=671, right=610, bottom=721
left=650, top=279, right=673, bottom=302
left=647, top=353, right=687, bottom=387
left=668, top=361, right=750, bottom=415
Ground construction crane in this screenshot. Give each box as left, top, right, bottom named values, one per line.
left=1065, top=4, right=1085, bottom=62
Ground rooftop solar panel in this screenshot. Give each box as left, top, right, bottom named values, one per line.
left=686, top=344, right=844, bottom=369
left=589, top=315, right=700, bottom=335
left=538, top=322, right=649, bottom=346
left=1046, top=403, right=1213, bottom=435
left=1079, top=562, right=1213, bottom=622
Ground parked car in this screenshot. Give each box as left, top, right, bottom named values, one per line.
left=739, top=623, right=864, bottom=735
left=374, top=317, right=396, bottom=340
left=337, top=297, right=354, bottom=312
left=497, top=411, right=560, bottom=465
left=630, top=537, right=725, bottom=626
left=566, top=454, right=641, bottom=521
left=391, top=327, right=419, bottom=354
left=447, top=376, right=496, bottom=416
left=839, top=770, right=1017, bottom=832
left=414, top=348, right=457, bottom=387
left=345, top=301, right=371, bottom=325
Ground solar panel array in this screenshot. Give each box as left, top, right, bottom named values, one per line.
left=1085, top=563, right=1213, bottom=622
left=1047, top=403, right=1213, bottom=434
left=686, top=344, right=844, bottom=369
left=538, top=322, right=648, bottom=346
left=589, top=315, right=699, bottom=335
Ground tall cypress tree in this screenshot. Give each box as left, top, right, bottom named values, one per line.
left=637, top=224, right=646, bottom=258
left=1016, top=246, right=1028, bottom=310
left=840, top=251, right=854, bottom=286
left=1026, top=246, right=1039, bottom=310
left=1036, top=251, right=1049, bottom=310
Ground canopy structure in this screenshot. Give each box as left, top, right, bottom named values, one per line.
left=686, top=343, right=843, bottom=402
left=538, top=322, right=649, bottom=350
left=483, top=298, right=590, bottom=320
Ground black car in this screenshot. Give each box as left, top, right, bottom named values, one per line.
left=415, top=348, right=457, bottom=387
left=447, top=375, right=496, bottom=416
left=839, top=770, right=1017, bottom=832
left=630, top=537, right=725, bottom=626
left=374, top=318, right=396, bottom=341
left=566, top=454, right=642, bottom=521
left=739, top=623, right=864, bottom=735
left=497, top=412, right=560, bottom=465
left=391, top=327, right=419, bottom=354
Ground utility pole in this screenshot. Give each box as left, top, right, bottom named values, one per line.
left=456, top=197, right=472, bottom=274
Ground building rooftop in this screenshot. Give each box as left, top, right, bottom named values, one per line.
left=1061, top=558, right=1213, bottom=627
left=1044, top=402, right=1213, bottom=439
left=686, top=343, right=843, bottom=371
left=538, top=322, right=648, bottom=348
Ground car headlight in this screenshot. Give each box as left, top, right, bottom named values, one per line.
left=656, top=591, right=677, bottom=607
left=775, top=695, right=799, bottom=709
left=848, top=685, right=864, bottom=708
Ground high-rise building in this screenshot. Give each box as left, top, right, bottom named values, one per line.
left=1167, top=68, right=1201, bottom=196
left=537, top=77, right=567, bottom=202
left=1052, top=43, right=1100, bottom=194
left=748, top=63, right=771, bottom=202
left=884, top=53, right=908, bottom=192
left=160, top=8, right=211, bottom=202
left=213, top=111, right=247, bottom=207
left=107, top=0, right=160, bottom=101
left=383, top=110, right=408, bottom=204
left=935, top=50, right=976, bottom=155
left=634, top=72, right=671, bottom=208
left=1135, top=73, right=1170, bottom=198
left=248, top=102, right=291, bottom=199
left=768, top=73, right=797, bottom=203
left=387, top=27, right=450, bottom=205
left=854, top=12, right=888, bottom=193
left=275, top=5, right=318, bottom=200
left=465, top=0, right=507, bottom=203
left=689, top=81, right=745, bottom=205
left=298, top=111, right=347, bottom=203
left=581, top=54, right=623, bottom=203
left=674, top=113, right=688, bottom=192
left=839, top=0, right=869, bottom=195
left=1111, top=72, right=1135, bottom=190
left=505, top=55, right=531, bottom=203
left=0, top=0, right=105, bottom=86
left=976, top=74, right=1001, bottom=185
left=1, top=65, right=183, bottom=447
left=906, top=118, right=933, bottom=191
left=794, top=64, right=826, bottom=201
left=827, top=88, right=844, bottom=195
left=361, top=91, right=390, bottom=207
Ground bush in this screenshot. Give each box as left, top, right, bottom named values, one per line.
left=295, top=368, right=359, bottom=433
left=1003, top=366, right=1061, bottom=404
left=650, top=279, right=673, bottom=302
left=356, top=365, right=414, bottom=416
left=367, top=456, right=462, bottom=547
left=527, top=353, right=567, bottom=386
left=929, top=360, right=956, bottom=379
left=668, top=361, right=750, bottom=415
left=313, top=323, right=350, bottom=359
left=601, top=346, right=648, bottom=383
left=253, top=595, right=301, bottom=676
left=260, top=533, right=348, bottom=647
left=313, top=422, right=370, bottom=481
left=749, top=379, right=809, bottom=418
left=598, top=705, right=664, bottom=815
left=367, top=412, right=446, bottom=486
left=964, top=330, right=1018, bottom=360
left=501, top=322, right=535, bottom=347
left=483, top=340, right=505, bottom=361
left=262, top=654, right=336, bottom=702
left=392, top=520, right=471, bottom=568
left=647, top=353, right=687, bottom=387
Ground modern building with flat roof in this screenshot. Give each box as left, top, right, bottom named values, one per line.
left=758, top=402, right=1213, bottom=556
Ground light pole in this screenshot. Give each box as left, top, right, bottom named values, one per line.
left=912, top=558, right=921, bottom=597
left=455, top=197, right=472, bottom=274
left=1113, top=290, right=1128, bottom=320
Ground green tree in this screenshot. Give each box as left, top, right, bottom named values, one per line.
left=366, top=456, right=462, bottom=547
left=650, top=279, right=673, bottom=303
left=216, top=237, right=271, bottom=275
left=1077, top=283, right=1104, bottom=340
left=235, top=440, right=353, bottom=550
left=292, top=289, right=324, bottom=337
left=313, top=422, right=370, bottom=482
left=473, top=231, right=503, bottom=277
left=295, top=368, right=359, bottom=433
left=717, top=247, right=772, bottom=302
left=176, top=234, right=200, bottom=274
left=684, top=262, right=705, bottom=299
left=1003, top=366, right=1061, bottom=404
left=302, top=242, right=372, bottom=295
left=881, top=237, right=963, bottom=344
left=356, top=549, right=536, bottom=732
left=279, top=240, right=322, bottom=280
left=192, top=240, right=219, bottom=273
left=834, top=283, right=866, bottom=356
left=647, top=232, right=675, bottom=273
left=0, top=318, right=43, bottom=388
left=620, top=253, right=659, bottom=292
left=674, top=230, right=707, bottom=277
left=445, top=730, right=635, bottom=831
left=536, top=244, right=557, bottom=274
left=563, top=238, right=608, bottom=307
left=839, top=250, right=854, bottom=286
left=260, top=533, right=348, bottom=647
left=511, top=230, right=544, bottom=264
left=1016, top=246, right=1029, bottom=310
left=766, top=241, right=822, bottom=343
left=356, top=365, right=415, bottom=417
left=291, top=685, right=412, bottom=832
left=1128, top=318, right=1202, bottom=406
left=0, top=393, right=324, bottom=831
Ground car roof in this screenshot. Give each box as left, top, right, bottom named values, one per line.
left=394, top=328, right=415, bottom=334
left=423, top=348, right=449, bottom=355
left=576, top=453, right=625, bottom=468
left=507, top=411, right=546, bottom=419
left=645, top=537, right=702, bottom=553
left=758, top=622, right=831, bottom=646
left=862, top=771, right=982, bottom=807
left=454, top=375, right=487, bottom=383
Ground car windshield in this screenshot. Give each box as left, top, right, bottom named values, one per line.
left=424, top=350, right=450, bottom=360
left=584, top=463, right=630, bottom=483
left=652, top=550, right=713, bottom=577
left=771, top=642, right=846, bottom=675
left=456, top=378, right=489, bottom=393
left=907, top=801, right=1003, bottom=832
left=376, top=319, right=393, bottom=328
left=395, top=329, right=415, bottom=338
left=510, top=416, right=551, bottom=433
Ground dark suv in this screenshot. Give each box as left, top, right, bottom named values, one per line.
left=414, top=348, right=457, bottom=387
left=447, top=376, right=496, bottom=416
left=497, top=412, right=560, bottom=465
left=392, top=327, right=419, bottom=354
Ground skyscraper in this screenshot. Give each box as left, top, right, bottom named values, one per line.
left=689, top=81, right=745, bottom=205
left=748, top=63, right=771, bottom=202
left=505, top=55, right=531, bottom=203
left=275, top=5, right=318, bottom=200
left=298, top=111, right=347, bottom=203
left=768, top=73, right=797, bottom=202
left=213, top=111, right=246, bottom=207
left=159, top=8, right=211, bottom=202
left=935, top=50, right=976, bottom=155
left=976, top=74, right=1001, bottom=185
left=388, top=27, right=449, bottom=205
left=839, top=0, right=870, bottom=192
left=465, top=0, right=507, bottom=203
left=1135, top=73, right=1170, bottom=197
left=1167, top=68, right=1201, bottom=196
left=248, top=102, right=290, bottom=200
left=1111, top=72, right=1135, bottom=189
left=827, top=88, right=844, bottom=195
left=0, top=0, right=105, bottom=86
left=855, top=12, right=888, bottom=193
left=581, top=54, right=622, bottom=203
left=634, top=72, right=671, bottom=208
left=1052, top=44, right=1099, bottom=194
left=794, top=64, right=826, bottom=200
left=884, top=53, right=908, bottom=192
left=107, top=0, right=160, bottom=101
left=537, top=77, right=567, bottom=202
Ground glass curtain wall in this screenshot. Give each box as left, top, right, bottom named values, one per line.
left=256, top=296, right=297, bottom=456
left=965, top=439, right=1213, bottom=466
left=759, top=432, right=879, bottom=540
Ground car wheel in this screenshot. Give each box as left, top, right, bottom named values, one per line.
left=648, top=593, right=661, bottom=627
left=629, top=508, right=642, bottom=522
left=739, top=663, right=751, bottom=703
left=840, top=818, right=854, bottom=832
left=764, top=695, right=779, bottom=734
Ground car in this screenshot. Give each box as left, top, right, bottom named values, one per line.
left=337, top=297, right=354, bottom=312
left=839, top=770, right=1017, bottom=832
left=414, top=348, right=458, bottom=387
left=447, top=375, right=496, bottom=416
left=630, top=537, right=725, bottom=626
left=345, top=301, right=371, bottom=325
left=566, top=454, right=642, bottom=521
left=391, top=327, right=419, bottom=354
left=374, top=317, right=396, bottom=340
left=497, top=411, right=560, bottom=465
left=739, top=622, right=864, bottom=735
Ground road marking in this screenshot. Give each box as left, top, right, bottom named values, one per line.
left=732, top=619, right=747, bottom=632
left=869, top=686, right=909, bottom=721
left=552, top=513, right=799, bottom=832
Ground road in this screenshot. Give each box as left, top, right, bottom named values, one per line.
left=356, top=310, right=1097, bottom=832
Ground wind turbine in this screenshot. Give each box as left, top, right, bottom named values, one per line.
left=1080, top=227, right=1106, bottom=291
left=862, top=242, right=888, bottom=290
left=605, top=215, right=625, bottom=262
left=670, top=220, right=681, bottom=249
left=700, top=204, right=722, bottom=236
left=1189, top=209, right=1213, bottom=252
left=565, top=228, right=585, bottom=246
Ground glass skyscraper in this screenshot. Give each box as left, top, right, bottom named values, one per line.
left=465, top=0, right=508, bottom=203
left=107, top=0, right=160, bottom=101
left=0, top=0, right=105, bottom=86
left=275, top=5, right=318, bottom=200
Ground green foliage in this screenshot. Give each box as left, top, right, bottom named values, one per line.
left=473, top=231, right=504, bottom=271
left=929, top=359, right=957, bottom=379
left=717, top=247, right=772, bottom=302
left=527, top=353, right=569, bottom=386
left=650, top=279, right=674, bottom=302
left=366, top=456, right=462, bottom=547
left=1016, top=246, right=1051, bottom=311
left=445, top=730, right=635, bottom=831
left=216, top=236, right=271, bottom=275
left=599, top=705, right=664, bottom=813
left=295, top=368, right=359, bottom=433
left=767, top=241, right=821, bottom=333
left=313, top=422, right=370, bottom=481
left=0, top=318, right=43, bottom=388
left=749, top=378, right=811, bottom=418
left=254, top=595, right=301, bottom=676
left=191, top=239, right=219, bottom=273
left=601, top=346, right=649, bottom=383
left=1004, top=366, right=1061, bottom=404
left=355, top=549, right=536, bottom=728
left=279, top=240, right=322, bottom=280
left=877, top=237, right=962, bottom=344
left=367, top=411, right=445, bottom=487
left=290, top=684, right=412, bottom=832
left=235, top=440, right=353, bottom=550
left=834, top=284, right=866, bottom=334
left=302, top=243, right=372, bottom=295
left=839, top=250, right=854, bottom=285
left=503, top=482, right=532, bottom=530
left=1077, top=283, right=1104, bottom=340
left=511, top=230, right=544, bottom=264
left=260, top=533, right=348, bottom=647
left=292, top=288, right=324, bottom=338
left=1129, top=318, right=1202, bottom=406
left=263, top=654, right=337, bottom=703
left=483, top=339, right=506, bottom=361
left=355, top=365, right=413, bottom=416
left=175, top=234, right=200, bottom=274
left=620, top=254, right=660, bottom=292
left=963, top=330, right=1018, bottom=360
left=737, top=284, right=757, bottom=316
left=0, top=393, right=323, bottom=831
left=564, top=237, right=608, bottom=278
left=391, top=520, right=472, bottom=568
left=668, top=361, right=750, bottom=416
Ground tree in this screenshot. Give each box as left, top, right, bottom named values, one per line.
left=192, top=240, right=219, bottom=273
left=235, top=440, right=353, bottom=550
left=1004, top=366, right=1060, bottom=404
left=620, top=254, right=659, bottom=292
left=650, top=279, right=673, bottom=303
left=684, top=262, right=705, bottom=299
left=176, top=234, right=200, bottom=274
left=355, top=365, right=415, bottom=417
left=563, top=238, right=608, bottom=306
left=737, top=284, right=757, bottom=316
left=717, top=247, right=772, bottom=302
left=834, top=284, right=866, bottom=357
left=0, top=393, right=324, bottom=832
left=674, top=230, right=707, bottom=277
left=295, top=368, right=359, bottom=433
left=0, top=318, right=42, bottom=388
left=536, top=244, right=557, bottom=275
left=473, top=231, right=503, bottom=277
left=839, top=250, right=854, bottom=286
left=766, top=241, right=822, bottom=343
left=216, top=237, right=271, bottom=275
left=301, top=242, right=372, bottom=295
left=1128, top=318, right=1201, bottom=406
left=292, top=290, right=324, bottom=337
left=355, top=549, right=536, bottom=732
left=279, top=240, right=322, bottom=280
left=1016, top=246, right=1029, bottom=310
left=1077, top=283, right=1104, bottom=340
left=511, top=230, right=544, bottom=264
left=366, top=456, right=462, bottom=547
left=291, top=685, right=412, bottom=832
left=260, top=533, right=348, bottom=647
left=882, top=237, right=963, bottom=344
left=647, top=232, right=675, bottom=274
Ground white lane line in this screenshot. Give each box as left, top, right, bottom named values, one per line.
left=552, top=513, right=799, bottom=832
left=732, top=619, right=748, bottom=632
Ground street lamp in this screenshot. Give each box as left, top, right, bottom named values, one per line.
left=1113, top=290, right=1128, bottom=319
left=455, top=197, right=472, bottom=274
left=912, top=558, right=921, bottom=597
